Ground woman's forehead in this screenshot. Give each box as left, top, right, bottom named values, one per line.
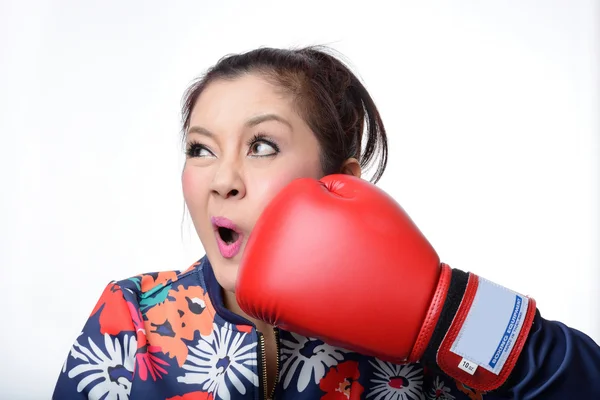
left=190, top=74, right=299, bottom=127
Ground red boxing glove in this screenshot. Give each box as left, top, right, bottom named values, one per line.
left=236, top=174, right=537, bottom=392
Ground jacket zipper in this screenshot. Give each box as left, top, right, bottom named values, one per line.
left=271, top=328, right=280, bottom=399
left=259, top=332, right=267, bottom=400
left=258, top=328, right=281, bottom=400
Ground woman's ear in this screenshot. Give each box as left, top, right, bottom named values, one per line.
left=340, top=158, right=362, bottom=178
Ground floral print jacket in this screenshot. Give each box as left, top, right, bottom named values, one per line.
left=53, top=257, right=600, bottom=399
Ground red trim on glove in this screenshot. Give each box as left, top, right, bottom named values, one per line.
left=408, top=263, right=452, bottom=362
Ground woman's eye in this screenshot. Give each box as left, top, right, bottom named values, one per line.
left=186, top=143, right=214, bottom=158
left=249, top=140, right=278, bottom=157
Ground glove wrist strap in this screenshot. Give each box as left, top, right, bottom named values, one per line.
left=421, top=267, right=537, bottom=392
left=419, top=267, right=470, bottom=365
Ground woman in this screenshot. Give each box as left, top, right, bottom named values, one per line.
left=53, top=46, right=600, bottom=400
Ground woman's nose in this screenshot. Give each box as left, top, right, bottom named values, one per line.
left=210, top=163, right=246, bottom=199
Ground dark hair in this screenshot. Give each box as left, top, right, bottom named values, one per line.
left=181, top=46, right=388, bottom=183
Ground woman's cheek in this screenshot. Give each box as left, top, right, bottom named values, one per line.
left=250, top=170, right=315, bottom=217
left=181, top=166, right=204, bottom=206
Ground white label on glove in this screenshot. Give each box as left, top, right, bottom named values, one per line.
left=450, top=277, right=529, bottom=375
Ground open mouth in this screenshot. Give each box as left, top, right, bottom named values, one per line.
left=217, top=226, right=240, bottom=245
left=211, top=216, right=244, bottom=258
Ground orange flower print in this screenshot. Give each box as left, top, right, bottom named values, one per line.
left=181, top=260, right=202, bottom=275
left=320, top=361, right=364, bottom=399
left=167, top=392, right=213, bottom=400
left=145, top=284, right=215, bottom=367
left=140, top=271, right=179, bottom=292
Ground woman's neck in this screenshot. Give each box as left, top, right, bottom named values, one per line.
left=222, top=286, right=273, bottom=333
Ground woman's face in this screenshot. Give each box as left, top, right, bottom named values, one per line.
left=182, top=73, right=324, bottom=292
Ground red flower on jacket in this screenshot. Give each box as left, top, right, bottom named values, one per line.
left=91, top=283, right=132, bottom=336
left=320, top=360, right=364, bottom=399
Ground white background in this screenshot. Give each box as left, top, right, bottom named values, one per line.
left=1, top=1, right=598, bottom=398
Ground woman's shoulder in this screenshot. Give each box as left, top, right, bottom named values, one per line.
left=113, top=259, right=204, bottom=296
left=88, top=258, right=216, bottom=335
left=96, top=259, right=212, bottom=319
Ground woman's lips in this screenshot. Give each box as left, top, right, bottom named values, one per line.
left=211, top=216, right=244, bottom=259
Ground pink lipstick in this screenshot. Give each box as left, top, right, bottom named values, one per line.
left=211, top=216, right=244, bottom=259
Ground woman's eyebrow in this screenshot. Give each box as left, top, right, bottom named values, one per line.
left=187, top=126, right=215, bottom=138
left=245, top=114, right=292, bottom=129
left=187, top=114, right=292, bottom=137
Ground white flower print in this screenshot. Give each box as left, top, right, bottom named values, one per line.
left=178, top=323, right=258, bottom=400
left=66, top=332, right=136, bottom=400
left=367, top=359, right=425, bottom=400
left=279, top=332, right=348, bottom=392
left=427, top=376, right=455, bottom=400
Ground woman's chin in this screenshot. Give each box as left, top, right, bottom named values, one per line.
left=210, top=258, right=239, bottom=293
